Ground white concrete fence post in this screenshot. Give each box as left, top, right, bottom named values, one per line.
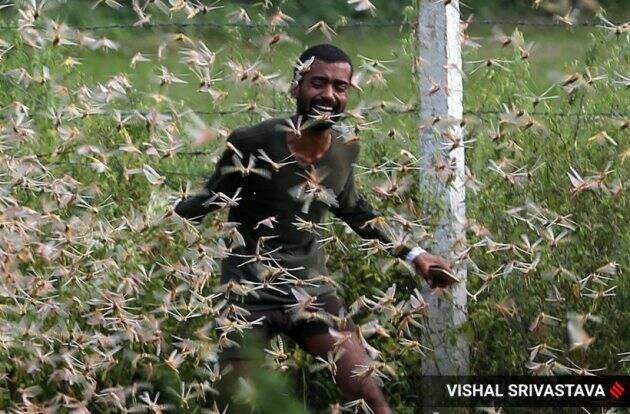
left=417, top=0, right=469, bottom=378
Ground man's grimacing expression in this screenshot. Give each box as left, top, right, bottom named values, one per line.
left=292, top=59, right=352, bottom=129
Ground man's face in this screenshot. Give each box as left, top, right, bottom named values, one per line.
left=292, top=59, right=352, bottom=131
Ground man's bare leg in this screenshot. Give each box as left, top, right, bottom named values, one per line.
left=213, top=316, right=273, bottom=412
left=301, top=330, right=394, bottom=414
left=215, top=359, right=252, bottom=414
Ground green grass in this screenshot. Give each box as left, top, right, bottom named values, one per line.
left=72, top=24, right=594, bottom=105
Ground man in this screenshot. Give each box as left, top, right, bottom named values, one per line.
left=174, top=44, right=456, bottom=414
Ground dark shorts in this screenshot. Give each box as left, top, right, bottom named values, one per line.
left=218, top=293, right=357, bottom=362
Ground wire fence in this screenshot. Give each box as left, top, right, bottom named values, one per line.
left=187, top=108, right=630, bottom=118
left=5, top=106, right=628, bottom=164
left=1, top=8, right=625, bottom=126
left=2, top=107, right=625, bottom=120
left=464, top=109, right=628, bottom=118
left=0, top=17, right=623, bottom=32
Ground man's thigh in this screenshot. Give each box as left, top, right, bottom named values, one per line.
left=284, top=293, right=358, bottom=357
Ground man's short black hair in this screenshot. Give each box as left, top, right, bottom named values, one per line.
left=293, top=44, right=353, bottom=82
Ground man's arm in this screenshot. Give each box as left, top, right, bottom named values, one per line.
left=330, top=166, right=456, bottom=288
left=329, top=165, right=412, bottom=260
left=174, top=135, right=242, bottom=223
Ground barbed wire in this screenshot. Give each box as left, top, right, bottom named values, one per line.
left=186, top=108, right=628, bottom=118
left=1, top=107, right=626, bottom=124
left=20, top=102, right=626, bottom=162
left=0, top=17, right=621, bottom=32
left=463, top=109, right=628, bottom=118
left=462, top=18, right=620, bottom=27
left=45, top=159, right=210, bottom=178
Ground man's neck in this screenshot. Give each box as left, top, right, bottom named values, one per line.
left=286, top=124, right=332, bottom=164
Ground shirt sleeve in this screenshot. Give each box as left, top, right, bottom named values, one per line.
left=174, top=134, right=243, bottom=223
left=330, top=166, right=411, bottom=260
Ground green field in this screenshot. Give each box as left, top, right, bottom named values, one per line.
left=74, top=24, right=595, bottom=107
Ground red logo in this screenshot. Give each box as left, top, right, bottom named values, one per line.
left=610, top=381, right=624, bottom=400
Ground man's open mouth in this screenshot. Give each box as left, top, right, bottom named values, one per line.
left=312, top=104, right=334, bottom=113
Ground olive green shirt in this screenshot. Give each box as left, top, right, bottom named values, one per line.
left=175, top=117, right=410, bottom=309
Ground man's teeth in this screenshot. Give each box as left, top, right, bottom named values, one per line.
left=314, top=105, right=333, bottom=111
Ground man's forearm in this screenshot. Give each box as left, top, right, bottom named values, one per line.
left=174, top=194, right=211, bottom=223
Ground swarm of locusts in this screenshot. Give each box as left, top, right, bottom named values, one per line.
left=0, top=0, right=627, bottom=412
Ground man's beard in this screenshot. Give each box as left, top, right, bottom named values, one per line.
left=296, top=97, right=343, bottom=131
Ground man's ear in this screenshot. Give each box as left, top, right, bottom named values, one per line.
left=290, top=81, right=299, bottom=98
